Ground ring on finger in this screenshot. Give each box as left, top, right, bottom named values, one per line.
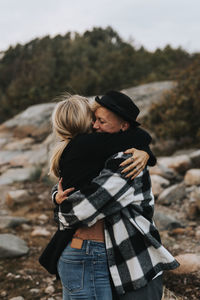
left=135, top=166, right=138, bottom=171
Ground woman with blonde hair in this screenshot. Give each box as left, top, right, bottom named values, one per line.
left=40, top=92, right=178, bottom=300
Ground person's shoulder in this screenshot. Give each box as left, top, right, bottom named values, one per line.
left=128, top=127, right=152, bottom=143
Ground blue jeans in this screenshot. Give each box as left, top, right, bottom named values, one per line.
left=57, top=240, right=112, bottom=300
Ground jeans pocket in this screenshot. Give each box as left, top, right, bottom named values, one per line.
left=58, top=257, right=84, bottom=293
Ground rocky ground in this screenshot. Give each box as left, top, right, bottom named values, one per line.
left=0, top=159, right=200, bottom=300
left=0, top=87, right=200, bottom=300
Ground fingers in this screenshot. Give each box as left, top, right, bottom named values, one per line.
left=125, top=165, right=143, bottom=177
left=131, top=169, right=142, bottom=180
left=122, top=163, right=145, bottom=180
left=56, top=180, right=75, bottom=204
left=62, top=187, right=75, bottom=196
left=126, top=166, right=143, bottom=179
left=124, top=148, right=136, bottom=154
left=121, top=160, right=139, bottom=173
left=120, top=157, right=134, bottom=167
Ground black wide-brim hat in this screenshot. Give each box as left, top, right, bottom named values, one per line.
left=95, top=90, right=140, bottom=127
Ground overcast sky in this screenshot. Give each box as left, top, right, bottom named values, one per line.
left=0, top=0, right=200, bottom=53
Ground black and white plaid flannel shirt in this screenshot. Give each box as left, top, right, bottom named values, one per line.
left=53, top=152, right=179, bottom=295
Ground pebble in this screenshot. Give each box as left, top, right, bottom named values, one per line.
left=38, top=214, right=49, bottom=221
left=31, top=227, right=50, bottom=237
left=9, top=297, right=25, bottom=300
left=45, top=285, right=55, bottom=294
left=0, top=234, right=29, bottom=258
left=172, top=253, right=200, bottom=274
left=172, top=244, right=179, bottom=250
left=1, top=291, right=7, bottom=297
left=30, top=288, right=40, bottom=294
left=21, top=224, right=31, bottom=231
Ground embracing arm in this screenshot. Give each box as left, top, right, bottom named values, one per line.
left=55, top=153, right=152, bottom=229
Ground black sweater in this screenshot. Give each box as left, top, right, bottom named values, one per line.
left=59, top=127, right=156, bottom=191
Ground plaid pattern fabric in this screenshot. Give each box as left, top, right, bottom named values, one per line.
left=54, top=152, right=179, bottom=295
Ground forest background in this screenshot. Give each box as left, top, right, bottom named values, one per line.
left=0, top=26, right=200, bottom=151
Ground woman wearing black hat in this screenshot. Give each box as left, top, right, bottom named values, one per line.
left=41, top=92, right=179, bottom=299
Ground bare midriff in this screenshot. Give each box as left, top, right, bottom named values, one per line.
left=73, top=219, right=104, bottom=242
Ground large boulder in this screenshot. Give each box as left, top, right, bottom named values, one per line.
left=158, top=183, right=186, bottom=206
left=6, top=189, right=33, bottom=207
left=0, top=234, right=29, bottom=258
left=149, top=163, right=175, bottom=180
left=154, top=211, right=182, bottom=230
left=122, top=81, right=177, bottom=118
left=158, top=155, right=192, bottom=174
left=9, top=147, right=48, bottom=168
left=3, top=137, right=35, bottom=151
left=0, top=167, right=36, bottom=185
left=0, top=103, right=56, bottom=140
left=0, top=150, right=21, bottom=166
left=0, top=216, right=29, bottom=229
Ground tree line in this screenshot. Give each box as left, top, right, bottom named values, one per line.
left=0, top=26, right=197, bottom=124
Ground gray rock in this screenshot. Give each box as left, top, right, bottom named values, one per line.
left=122, top=81, right=177, bottom=118
left=150, top=163, right=176, bottom=180
left=0, top=216, right=29, bottom=229
left=158, top=183, right=186, bottom=206
left=0, top=234, right=29, bottom=258
left=154, top=211, right=182, bottom=230
left=151, top=174, right=170, bottom=197
left=0, top=103, right=56, bottom=139
left=0, top=167, right=36, bottom=185
left=158, top=155, right=192, bottom=174
left=9, top=147, right=48, bottom=168
left=0, top=150, right=22, bottom=166
left=3, top=137, right=35, bottom=151
left=6, top=189, right=32, bottom=207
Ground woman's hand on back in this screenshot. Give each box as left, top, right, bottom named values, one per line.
left=120, top=148, right=149, bottom=180
left=55, top=178, right=75, bottom=204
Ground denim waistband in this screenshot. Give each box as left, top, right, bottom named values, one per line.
left=81, top=239, right=105, bottom=248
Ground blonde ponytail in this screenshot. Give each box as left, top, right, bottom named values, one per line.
left=49, top=94, right=93, bottom=177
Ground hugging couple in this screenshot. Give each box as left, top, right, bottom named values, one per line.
left=40, top=90, right=179, bottom=300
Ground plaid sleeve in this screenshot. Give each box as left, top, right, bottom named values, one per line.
left=51, top=183, right=58, bottom=205
left=56, top=152, right=151, bottom=229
